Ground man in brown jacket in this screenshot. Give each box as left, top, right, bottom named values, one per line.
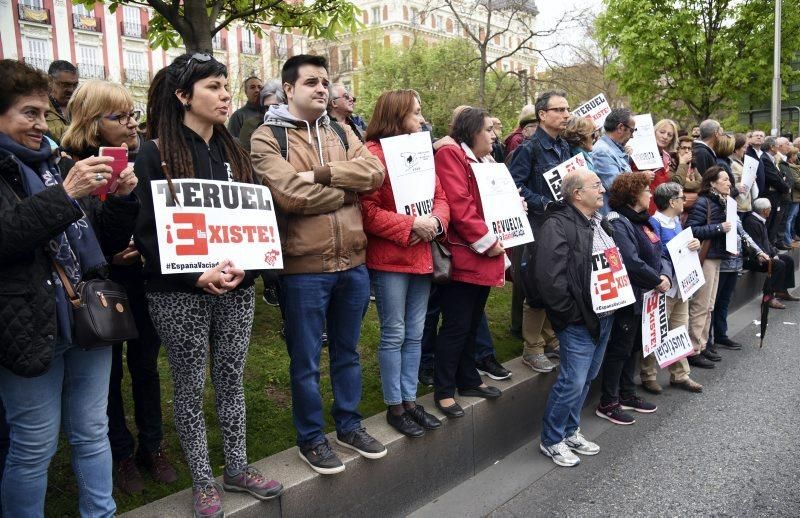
left=251, top=55, right=386, bottom=475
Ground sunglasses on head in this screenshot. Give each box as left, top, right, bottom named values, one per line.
left=177, top=53, right=213, bottom=86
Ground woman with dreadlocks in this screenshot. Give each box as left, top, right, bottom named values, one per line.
left=133, top=53, right=283, bottom=518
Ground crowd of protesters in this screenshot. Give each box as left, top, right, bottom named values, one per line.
left=0, top=52, right=797, bottom=518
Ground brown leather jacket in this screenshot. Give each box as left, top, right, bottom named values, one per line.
left=250, top=106, right=385, bottom=274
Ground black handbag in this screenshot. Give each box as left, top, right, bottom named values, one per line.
left=431, top=240, right=452, bottom=284
left=52, top=259, right=139, bottom=349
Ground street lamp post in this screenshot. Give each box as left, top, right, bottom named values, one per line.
left=771, top=0, right=782, bottom=136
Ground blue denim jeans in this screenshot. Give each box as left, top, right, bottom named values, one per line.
left=280, top=265, right=370, bottom=447
left=0, top=340, right=114, bottom=517
left=371, top=271, right=431, bottom=405
left=785, top=202, right=800, bottom=246
left=541, top=317, right=613, bottom=446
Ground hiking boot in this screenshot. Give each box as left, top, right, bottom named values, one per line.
left=641, top=379, right=663, bottom=394
left=619, top=394, right=657, bottom=413
left=476, top=355, right=512, bottom=380
left=136, top=447, right=178, bottom=484
left=595, top=402, right=635, bottom=425
left=298, top=440, right=345, bottom=475
left=223, top=466, right=283, bottom=501
left=336, top=428, right=387, bottom=459
left=564, top=428, right=600, bottom=455
left=539, top=441, right=580, bottom=467
left=115, top=455, right=144, bottom=495
left=522, top=353, right=556, bottom=373
left=193, top=481, right=223, bottom=518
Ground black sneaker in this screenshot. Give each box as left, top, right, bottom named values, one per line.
left=715, top=337, right=742, bottom=350
left=262, top=285, right=280, bottom=306
left=336, top=428, right=387, bottom=459
left=476, top=355, right=512, bottom=380
left=595, top=403, right=635, bottom=425
left=298, top=441, right=345, bottom=475
left=688, top=354, right=715, bottom=369
left=418, top=366, right=434, bottom=386
left=619, top=395, right=657, bottom=413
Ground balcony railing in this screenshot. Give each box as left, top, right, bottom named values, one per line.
left=120, top=21, right=147, bottom=39
left=212, top=37, right=227, bottom=51
left=23, top=56, right=52, bottom=73
left=123, top=68, right=149, bottom=85
left=78, top=63, right=106, bottom=80
left=18, top=4, right=50, bottom=24
left=240, top=41, right=261, bottom=55
left=72, top=13, right=101, bottom=32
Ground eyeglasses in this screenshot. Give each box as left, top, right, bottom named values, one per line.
left=333, top=93, right=356, bottom=103
left=578, top=181, right=603, bottom=191
left=671, top=195, right=687, bottom=201
left=622, top=124, right=638, bottom=133
left=55, top=80, right=79, bottom=89
left=104, top=110, right=141, bottom=125
left=543, top=106, right=570, bottom=113
left=177, top=53, right=213, bottom=85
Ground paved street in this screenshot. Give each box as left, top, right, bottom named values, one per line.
left=411, top=295, right=800, bottom=517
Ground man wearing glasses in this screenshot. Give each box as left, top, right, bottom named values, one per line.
left=592, top=107, right=636, bottom=211
left=328, top=83, right=366, bottom=142
left=45, top=60, right=79, bottom=144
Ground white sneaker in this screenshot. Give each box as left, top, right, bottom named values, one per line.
left=539, top=440, right=580, bottom=467
left=564, top=428, right=600, bottom=455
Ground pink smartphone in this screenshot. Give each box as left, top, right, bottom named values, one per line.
left=93, top=147, right=128, bottom=199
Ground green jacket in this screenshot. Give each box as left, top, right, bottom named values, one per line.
left=45, top=97, right=69, bottom=145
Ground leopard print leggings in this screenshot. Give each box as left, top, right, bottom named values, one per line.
left=146, top=286, right=255, bottom=486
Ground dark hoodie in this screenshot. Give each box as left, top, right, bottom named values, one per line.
left=132, top=125, right=256, bottom=293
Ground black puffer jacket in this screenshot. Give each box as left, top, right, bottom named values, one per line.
left=685, top=192, right=730, bottom=260
left=532, top=201, right=613, bottom=344
left=0, top=150, right=138, bottom=377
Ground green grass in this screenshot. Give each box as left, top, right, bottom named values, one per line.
left=45, top=280, right=520, bottom=516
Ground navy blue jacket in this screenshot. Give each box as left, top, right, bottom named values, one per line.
left=692, top=141, right=717, bottom=175
left=509, top=126, right=571, bottom=222
left=685, top=193, right=730, bottom=260
left=607, top=206, right=670, bottom=314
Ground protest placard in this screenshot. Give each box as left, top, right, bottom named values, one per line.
left=726, top=195, right=738, bottom=254
left=742, top=154, right=759, bottom=198
left=152, top=179, right=283, bottom=273
left=654, top=325, right=695, bottom=368
left=589, top=246, right=636, bottom=313
left=642, top=290, right=668, bottom=357
left=471, top=162, right=534, bottom=248
left=628, top=114, right=663, bottom=170
left=380, top=131, right=436, bottom=216
left=572, top=93, right=611, bottom=130
left=542, top=153, right=588, bottom=202
left=666, top=227, right=705, bottom=301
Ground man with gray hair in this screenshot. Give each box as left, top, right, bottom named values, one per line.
left=776, top=137, right=791, bottom=163
left=742, top=198, right=798, bottom=307
left=328, top=83, right=366, bottom=142
left=592, top=107, right=636, bottom=210
left=760, top=136, right=791, bottom=247
left=692, top=119, right=724, bottom=175
left=530, top=168, right=615, bottom=467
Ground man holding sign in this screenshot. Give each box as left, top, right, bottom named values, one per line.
left=509, top=91, right=571, bottom=374
left=533, top=168, right=614, bottom=467
left=251, top=55, right=387, bottom=474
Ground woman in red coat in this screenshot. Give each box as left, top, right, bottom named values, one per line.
left=648, top=119, right=679, bottom=213
left=432, top=107, right=506, bottom=417
left=361, top=90, right=451, bottom=437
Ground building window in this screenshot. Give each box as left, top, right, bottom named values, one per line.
left=124, top=50, right=148, bottom=84
left=437, top=15, right=444, bottom=32
left=18, top=0, right=50, bottom=24
left=78, top=44, right=104, bottom=79
left=23, top=37, right=51, bottom=72
left=241, top=29, right=256, bottom=54
left=371, top=7, right=380, bottom=25
left=340, top=48, right=352, bottom=71
left=411, top=7, right=418, bottom=25
left=122, top=6, right=144, bottom=38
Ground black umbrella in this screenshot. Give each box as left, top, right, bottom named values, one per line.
left=759, top=259, right=774, bottom=349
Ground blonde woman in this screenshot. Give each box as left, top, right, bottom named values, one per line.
left=644, top=118, right=679, bottom=213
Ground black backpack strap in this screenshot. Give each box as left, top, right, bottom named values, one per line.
left=329, top=120, right=350, bottom=155
left=262, top=125, right=289, bottom=161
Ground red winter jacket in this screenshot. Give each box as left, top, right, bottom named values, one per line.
left=634, top=148, right=671, bottom=214
left=361, top=140, right=451, bottom=274
left=434, top=143, right=505, bottom=287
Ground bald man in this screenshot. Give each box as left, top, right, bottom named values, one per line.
left=533, top=168, right=615, bottom=467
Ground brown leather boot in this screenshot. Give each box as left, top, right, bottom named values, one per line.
left=641, top=379, right=663, bottom=394
left=136, top=447, right=179, bottom=484
left=115, top=455, right=145, bottom=495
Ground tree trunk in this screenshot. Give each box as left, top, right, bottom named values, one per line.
left=479, top=48, right=487, bottom=107
left=182, top=0, right=214, bottom=53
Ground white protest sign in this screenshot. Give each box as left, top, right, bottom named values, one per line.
left=642, top=290, right=668, bottom=357
left=726, top=196, right=737, bottom=254
left=572, top=93, right=611, bottom=130
left=471, top=162, right=534, bottom=249
left=380, top=131, right=436, bottom=216
left=590, top=246, right=636, bottom=313
left=151, top=179, right=283, bottom=273
left=654, top=325, right=695, bottom=368
left=628, top=114, right=663, bottom=170
left=542, top=153, right=588, bottom=202
left=742, top=154, right=759, bottom=194
left=666, top=227, right=705, bottom=301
